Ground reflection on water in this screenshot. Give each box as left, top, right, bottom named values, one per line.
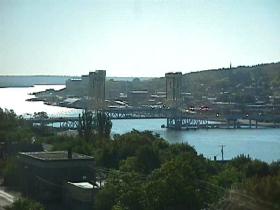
left=0, top=85, right=82, bottom=117
left=0, top=85, right=279, bottom=162
left=112, top=119, right=280, bottom=163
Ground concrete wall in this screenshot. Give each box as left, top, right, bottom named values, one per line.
left=89, top=70, right=106, bottom=110
left=165, top=72, right=182, bottom=107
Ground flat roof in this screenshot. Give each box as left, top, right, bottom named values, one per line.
left=130, top=90, right=148, bottom=94
left=67, top=182, right=93, bottom=189
left=19, top=151, right=94, bottom=161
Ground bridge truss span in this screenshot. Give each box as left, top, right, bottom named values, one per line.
left=167, top=116, right=209, bottom=130
left=26, top=108, right=280, bottom=130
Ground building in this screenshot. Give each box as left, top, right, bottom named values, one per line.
left=65, top=75, right=89, bottom=97
left=127, top=90, right=149, bottom=106
left=0, top=141, right=43, bottom=160
left=89, top=70, right=106, bottom=110
left=165, top=72, right=182, bottom=107
left=65, top=79, right=83, bottom=95
left=63, top=181, right=96, bottom=210
left=18, top=151, right=95, bottom=202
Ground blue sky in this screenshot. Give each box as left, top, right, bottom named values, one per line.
left=0, top=0, right=279, bottom=77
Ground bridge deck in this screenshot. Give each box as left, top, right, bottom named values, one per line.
left=26, top=108, right=280, bottom=130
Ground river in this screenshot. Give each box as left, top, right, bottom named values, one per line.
left=0, top=85, right=279, bottom=163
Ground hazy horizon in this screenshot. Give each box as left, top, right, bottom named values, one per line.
left=1, top=0, right=280, bottom=77
left=0, top=60, right=279, bottom=78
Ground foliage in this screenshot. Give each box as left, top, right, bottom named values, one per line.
left=2, top=158, right=20, bottom=187
left=77, top=110, right=112, bottom=140
left=1, top=109, right=280, bottom=209
left=33, top=111, right=48, bottom=119
left=144, top=157, right=203, bottom=210
left=242, top=175, right=280, bottom=209
left=210, top=166, right=242, bottom=188
left=95, top=170, right=145, bottom=210
left=5, top=198, right=45, bottom=210
left=0, top=108, right=34, bottom=142
left=78, top=110, right=94, bottom=140
left=94, top=111, right=112, bottom=139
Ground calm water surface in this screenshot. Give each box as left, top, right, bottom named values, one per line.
left=0, top=85, right=81, bottom=117
left=0, top=85, right=279, bottom=162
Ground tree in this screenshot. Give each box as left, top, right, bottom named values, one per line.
left=94, top=111, right=112, bottom=138
left=77, top=110, right=94, bottom=140
left=0, top=108, right=33, bottom=141
left=242, top=175, right=280, bottom=209
left=144, top=158, right=203, bottom=210
left=2, top=158, right=20, bottom=186
left=33, top=111, right=48, bottom=119
left=95, top=170, right=145, bottom=210
left=5, top=198, right=45, bottom=210
left=33, top=111, right=49, bottom=135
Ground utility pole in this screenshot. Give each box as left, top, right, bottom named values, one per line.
left=219, top=145, right=226, bottom=161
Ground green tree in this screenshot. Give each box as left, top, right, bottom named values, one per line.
left=211, top=166, right=242, bottom=188
left=242, top=175, right=280, bottom=209
left=33, top=111, right=49, bottom=135
left=0, top=108, right=34, bottom=142
left=94, top=111, right=112, bottom=138
left=144, top=157, right=203, bottom=210
left=95, top=170, right=145, bottom=210
left=33, top=111, right=48, bottom=119
left=5, top=198, right=45, bottom=210
left=77, top=110, right=94, bottom=140
left=2, top=158, right=20, bottom=186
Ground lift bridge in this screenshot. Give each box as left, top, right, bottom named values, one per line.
left=27, top=107, right=280, bottom=130
left=27, top=71, right=280, bottom=130
left=27, top=108, right=210, bottom=130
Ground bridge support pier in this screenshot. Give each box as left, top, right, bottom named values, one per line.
left=167, top=117, right=182, bottom=130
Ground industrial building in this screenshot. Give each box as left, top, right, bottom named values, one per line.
left=64, top=70, right=106, bottom=110
left=64, top=181, right=96, bottom=210
left=127, top=90, right=149, bottom=106
left=65, top=75, right=89, bottom=97
left=89, top=70, right=106, bottom=110
left=18, top=151, right=95, bottom=207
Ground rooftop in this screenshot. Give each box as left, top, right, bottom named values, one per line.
left=19, top=151, right=94, bottom=161
left=130, top=90, right=148, bottom=94
left=67, top=182, right=94, bottom=189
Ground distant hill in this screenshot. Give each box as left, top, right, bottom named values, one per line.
left=0, top=75, right=153, bottom=87
left=128, top=62, right=280, bottom=104
left=0, top=75, right=77, bottom=87
left=182, top=62, right=280, bottom=97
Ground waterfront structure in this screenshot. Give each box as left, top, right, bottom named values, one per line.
left=18, top=151, right=95, bottom=202
left=65, top=71, right=106, bottom=109
left=89, top=70, right=106, bottom=110
left=165, top=72, right=182, bottom=108
left=65, top=75, right=89, bottom=97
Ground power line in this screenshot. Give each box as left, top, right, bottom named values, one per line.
left=218, top=145, right=226, bottom=161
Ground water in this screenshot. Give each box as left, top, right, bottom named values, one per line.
left=112, top=119, right=280, bottom=162
left=0, top=85, right=279, bottom=162
left=0, top=85, right=81, bottom=117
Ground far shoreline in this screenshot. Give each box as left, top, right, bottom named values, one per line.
left=0, top=84, right=65, bottom=88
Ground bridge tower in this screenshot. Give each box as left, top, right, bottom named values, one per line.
left=89, top=70, right=106, bottom=110
left=165, top=72, right=183, bottom=129
left=165, top=72, right=182, bottom=108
